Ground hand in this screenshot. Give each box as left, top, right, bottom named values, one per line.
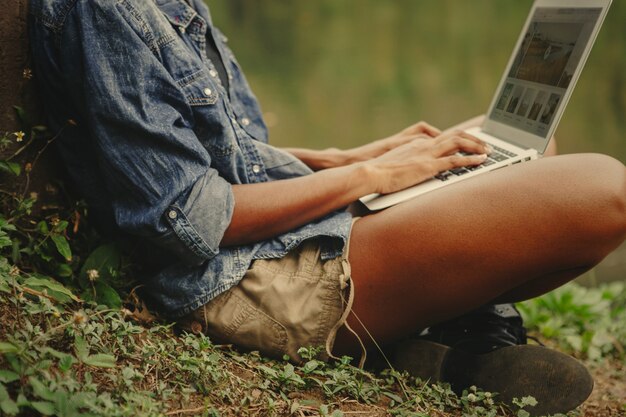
left=363, top=130, right=491, bottom=194
left=283, top=121, right=442, bottom=171
left=342, top=121, right=442, bottom=164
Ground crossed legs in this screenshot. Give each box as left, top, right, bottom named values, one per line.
left=335, top=153, right=626, bottom=355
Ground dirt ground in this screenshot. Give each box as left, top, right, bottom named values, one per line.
left=581, top=360, right=626, bottom=417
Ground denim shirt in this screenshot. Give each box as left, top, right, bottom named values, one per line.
left=29, top=0, right=352, bottom=317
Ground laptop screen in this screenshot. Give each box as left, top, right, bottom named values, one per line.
left=489, top=7, right=602, bottom=139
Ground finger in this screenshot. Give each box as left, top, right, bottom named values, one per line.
left=456, top=130, right=490, bottom=150
left=437, top=130, right=493, bottom=153
left=418, top=122, right=442, bottom=137
left=433, top=136, right=491, bottom=157
left=438, top=153, right=488, bottom=171
left=435, top=129, right=485, bottom=144
left=405, top=121, right=442, bottom=137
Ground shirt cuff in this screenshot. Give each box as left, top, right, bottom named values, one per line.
left=163, top=169, right=234, bottom=265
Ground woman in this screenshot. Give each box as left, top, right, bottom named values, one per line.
left=29, top=0, right=626, bottom=414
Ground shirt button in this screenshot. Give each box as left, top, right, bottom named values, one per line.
left=168, top=210, right=178, bottom=220
left=209, top=69, right=218, bottom=78
left=241, top=117, right=250, bottom=126
left=203, top=88, right=212, bottom=97
left=252, top=164, right=261, bottom=174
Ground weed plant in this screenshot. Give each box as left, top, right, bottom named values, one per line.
left=1, top=270, right=525, bottom=417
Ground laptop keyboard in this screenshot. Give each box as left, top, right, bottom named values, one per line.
left=434, top=144, right=517, bottom=181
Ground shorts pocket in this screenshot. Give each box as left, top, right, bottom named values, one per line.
left=202, top=290, right=288, bottom=359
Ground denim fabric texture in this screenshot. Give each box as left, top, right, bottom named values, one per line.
left=28, top=0, right=353, bottom=317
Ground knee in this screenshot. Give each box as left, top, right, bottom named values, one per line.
left=596, top=154, right=625, bottom=223
left=578, top=153, right=626, bottom=238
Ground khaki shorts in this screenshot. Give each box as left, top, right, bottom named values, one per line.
left=179, top=235, right=357, bottom=363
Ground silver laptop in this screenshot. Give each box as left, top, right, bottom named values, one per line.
left=360, top=0, right=612, bottom=211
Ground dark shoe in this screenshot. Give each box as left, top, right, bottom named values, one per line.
left=391, top=339, right=593, bottom=416
left=417, top=303, right=529, bottom=354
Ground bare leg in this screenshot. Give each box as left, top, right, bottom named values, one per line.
left=336, top=153, right=626, bottom=355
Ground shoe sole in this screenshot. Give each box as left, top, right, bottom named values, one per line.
left=392, top=340, right=593, bottom=416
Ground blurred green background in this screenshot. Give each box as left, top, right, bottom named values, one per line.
left=207, top=0, right=626, bottom=282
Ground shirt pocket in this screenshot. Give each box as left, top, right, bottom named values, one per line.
left=177, top=69, right=219, bottom=106
left=160, top=42, right=237, bottom=156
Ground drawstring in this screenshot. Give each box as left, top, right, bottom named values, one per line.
left=325, top=258, right=368, bottom=368
left=203, top=304, right=209, bottom=332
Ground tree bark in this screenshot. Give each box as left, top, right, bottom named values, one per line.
left=0, top=0, right=37, bottom=132
left=1, top=0, right=60, bottom=206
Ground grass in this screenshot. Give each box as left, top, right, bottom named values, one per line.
left=1, top=259, right=625, bottom=417
left=0, top=267, right=507, bottom=417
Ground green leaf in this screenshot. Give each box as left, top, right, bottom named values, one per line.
left=0, top=161, right=21, bottom=176
left=56, top=263, right=73, bottom=278
left=23, top=276, right=80, bottom=304
left=58, top=355, right=75, bottom=372
left=29, top=377, right=55, bottom=402
left=13, top=106, right=32, bottom=133
left=13, top=106, right=27, bottom=125
left=383, top=391, right=404, bottom=403
left=52, top=221, right=69, bottom=234
left=0, top=218, right=16, bottom=231
left=513, top=395, right=538, bottom=408
left=16, top=393, right=29, bottom=407
left=0, top=370, right=19, bottom=383
left=35, top=360, right=53, bottom=371
left=84, top=281, right=121, bottom=309
left=0, top=232, right=11, bottom=250
left=79, top=244, right=121, bottom=288
left=41, top=347, right=70, bottom=360
left=12, top=240, right=22, bottom=264
left=30, top=401, right=55, bottom=416
left=0, top=342, right=18, bottom=354
left=0, top=384, right=19, bottom=415
left=74, top=336, right=89, bottom=361
left=37, top=221, right=49, bottom=235
left=82, top=353, right=116, bottom=368
left=51, top=234, right=72, bottom=261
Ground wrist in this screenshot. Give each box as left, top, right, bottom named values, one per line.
left=344, top=161, right=380, bottom=197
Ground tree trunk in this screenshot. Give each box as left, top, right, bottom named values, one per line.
left=0, top=0, right=37, bottom=132
left=1, top=0, right=61, bottom=207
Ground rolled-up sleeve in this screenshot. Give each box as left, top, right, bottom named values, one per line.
left=60, top=2, right=233, bottom=265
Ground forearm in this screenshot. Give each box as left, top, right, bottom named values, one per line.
left=221, top=163, right=373, bottom=246
left=283, top=121, right=441, bottom=171
left=283, top=140, right=402, bottom=171
left=224, top=129, right=491, bottom=247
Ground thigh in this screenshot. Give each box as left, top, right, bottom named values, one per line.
left=341, top=153, right=626, bottom=351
